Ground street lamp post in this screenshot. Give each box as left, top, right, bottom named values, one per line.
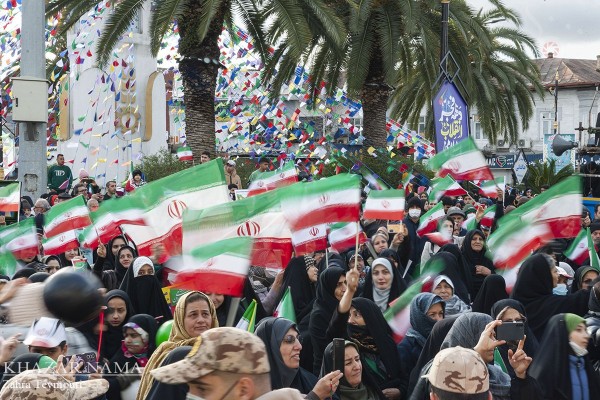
left=440, top=0, right=450, bottom=74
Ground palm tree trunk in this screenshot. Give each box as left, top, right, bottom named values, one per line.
left=361, top=84, right=390, bottom=148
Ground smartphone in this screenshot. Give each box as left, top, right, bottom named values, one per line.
left=63, top=352, right=98, bottom=374
left=495, top=321, right=525, bottom=342
left=387, top=223, right=402, bottom=234
left=332, top=338, right=345, bottom=373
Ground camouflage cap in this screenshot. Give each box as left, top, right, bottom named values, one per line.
left=0, top=368, right=109, bottom=400
left=151, top=327, right=270, bottom=384
left=423, top=346, right=489, bottom=394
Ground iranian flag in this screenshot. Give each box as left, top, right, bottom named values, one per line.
left=564, top=229, right=588, bottom=266
left=43, top=230, right=80, bottom=255
left=462, top=213, right=477, bottom=231
left=328, top=222, right=367, bottom=253
left=480, top=205, right=496, bottom=229
left=291, top=224, right=328, bottom=255
left=176, top=146, right=193, bottom=161
left=247, top=162, right=298, bottom=197
left=417, top=202, right=446, bottom=237
left=91, top=195, right=146, bottom=244
left=78, top=225, right=101, bottom=250
left=235, top=299, right=258, bottom=332
left=0, top=219, right=39, bottom=260
left=428, top=137, right=494, bottom=181
left=274, top=286, right=296, bottom=322
left=362, top=189, right=405, bottom=220
left=280, top=174, right=361, bottom=231
left=587, top=228, right=600, bottom=271
left=504, top=176, right=581, bottom=239
left=173, top=237, right=254, bottom=297
left=477, top=177, right=505, bottom=198
left=384, top=260, right=443, bottom=342
left=121, top=159, right=230, bottom=261
left=424, top=231, right=453, bottom=247
left=182, top=190, right=293, bottom=269
left=0, top=182, right=20, bottom=212
left=487, top=215, right=553, bottom=269
left=43, top=195, right=92, bottom=238
left=428, top=176, right=467, bottom=202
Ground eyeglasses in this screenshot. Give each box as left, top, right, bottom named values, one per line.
left=282, top=334, right=301, bottom=344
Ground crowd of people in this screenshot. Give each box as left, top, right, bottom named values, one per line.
left=0, top=155, right=598, bottom=400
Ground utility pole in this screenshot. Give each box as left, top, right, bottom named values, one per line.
left=440, top=0, right=450, bottom=74
left=553, top=70, right=559, bottom=135
left=18, top=1, right=48, bottom=200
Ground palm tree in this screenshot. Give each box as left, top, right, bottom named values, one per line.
left=46, top=0, right=346, bottom=156
left=389, top=0, right=544, bottom=146
left=525, top=159, right=573, bottom=194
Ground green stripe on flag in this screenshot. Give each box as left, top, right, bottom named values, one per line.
left=236, top=299, right=257, bottom=332
left=428, top=137, right=478, bottom=170
left=274, top=286, right=296, bottom=323
left=587, top=228, right=600, bottom=271
left=190, top=237, right=254, bottom=260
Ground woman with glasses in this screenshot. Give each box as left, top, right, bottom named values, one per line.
left=256, top=317, right=343, bottom=399
left=491, top=299, right=539, bottom=378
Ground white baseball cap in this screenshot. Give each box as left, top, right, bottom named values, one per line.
left=23, top=317, right=67, bottom=348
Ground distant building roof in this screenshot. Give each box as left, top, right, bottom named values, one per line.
left=532, top=55, right=600, bottom=88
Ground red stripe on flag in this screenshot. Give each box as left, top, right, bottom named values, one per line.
left=174, top=271, right=246, bottom=297
left=45, top=215, right=92, bottom=238
left=290, top=206, right=359, bottom=231
left=362, top=210, right=405, bottom=220
left=251, top=239, right=293, bottom=269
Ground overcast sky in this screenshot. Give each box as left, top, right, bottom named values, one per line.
left=466, top=0, right=600, bottom=59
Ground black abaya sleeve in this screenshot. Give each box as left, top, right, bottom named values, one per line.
left=326, top=309, right=349, bottom=343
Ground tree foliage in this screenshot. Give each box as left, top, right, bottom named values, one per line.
left=524, top=159, right=573, bottom=193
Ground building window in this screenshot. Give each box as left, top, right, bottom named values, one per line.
left=472, top=115, right=486, bottom=141
left=418, top=116, right=426, bottom=134
left=540, top=111, right=554, bottom=138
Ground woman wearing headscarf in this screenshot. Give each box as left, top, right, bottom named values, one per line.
left=309, top=266, right=346, bottom=375
left=571, top=265, right=599, bottom=292
left=420, top=217, right=464, bottom=265
left=431, top=275, right=470, bottom=316
left=378, top=249, right=407, bottom=283
left=256, top=317, right=343, bottom=399
left=320, top=340, right=386, bottom=400
left=410, top=313, right=538, bottom=400
left=585, top=281, right=600, bottom=366
left=511, top=253, right=589, bottom=340
left=136, top=291, right=218, bottom=400
left=472, top=274, right=508, bottom=316
left=102, top=235, right=128, bottom=271
left=206, top=293, right=243, bottom=327
left=119, top=256, right=172, bottom=322
left=80, top=289, right=135, bottom=361
left=115, top=245, right=137, bottom=284
left=397, top=293, right=445, bottom=380
left=490, top=299, right=539, bottom=379
left=361, top=258, right=403, bottom=312
left=105, top=314, right=159, bottom=400
left=426, top=250, right=471, bottom=304
left=460, top=229, right=495, bottom=300
left=146, top=346, right=191, bottom=400
left=529, top=313, right=600, bottom=400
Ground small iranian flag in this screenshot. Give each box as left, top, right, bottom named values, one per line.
left=328, top=222, right=367, bottom=253
left=0, top=182, right=20, bottom=212
left=92, top=195, right=146, bottom=244
left=247, top=162, right=298, bottom=197
left=384, top=260, right=443, bottom=342
left=587, top=228, right=600, bottom=271
left=177, top=146, right=193, bottom=161
left=480, top=205, right=496, bottom=229
left=274, top=286, right=296, bottom=322
left=363, top=190, right=405, bottom=220
left=291, top=224, right=328, bottom=256
left=236, top=299, right=257, bottom=332
left=43, top=230, right=80, bottom=255
left=487, top=215, right=553, bottom=269
left=424, top=231, right=453, bottom=247
left=78, top=225, right=100, bottom=250
left=174, top=237, right=254, bottom=297
left=43, top=195, right=91, bottom=238
left=428, top=137, right=494, bottom=181
left=0, top=219, right=39, bottom=260
left=462, top=213, right=477, bottom=231
left=0, top=251, right=17, bottom=277
left=417, top=202, right=446, bottom=237
left=121, top=159, right=230, bottom=262
left=358, top=166, right=388, bottom=191
left=428, top=176, right=467, bottom=202
left=564, top=229, right=588, bottom=266
left=504, top=176, right=581, bottom=239
left=280, top=174, right=361, bottom=231
left=182, top=190, right=293, bottom=269
left=477, top=177, right=505, bottom=198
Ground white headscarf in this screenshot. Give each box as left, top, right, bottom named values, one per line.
left=132, top=256, right=154, bottom=277
left=371, top=258, right=393, bottom=312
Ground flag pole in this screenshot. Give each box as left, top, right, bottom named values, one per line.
left=226, top=297, right=241, bottom=327
left=354, top=221, right=360, bottom=268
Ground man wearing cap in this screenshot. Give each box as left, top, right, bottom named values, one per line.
left=424, top=347, right=491, bottom=400
left=249, top=157, right=271, bottom=183
left=151, top=327, right=303, bottom=400
left=24, top=317, right=69, bottom=361
left=225, top=159, right=243, bottom=189
left=447, top=207, right=467, bottom=237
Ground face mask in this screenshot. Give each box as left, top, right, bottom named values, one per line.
left=553, top=283, right=568, bottom=296
left=186, top=394, right=204, bottom=400
left=409, top=209, right=421, bottom=218
left=569, top=341, right=589, bottom=357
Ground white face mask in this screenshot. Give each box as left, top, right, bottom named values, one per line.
left=569, top=341, right=589, bottom=357
left=186, top=394, right=204, bottom=400
left=408, top=209, right=421, bottom=219
left=552, top=283, right=568, bottom=296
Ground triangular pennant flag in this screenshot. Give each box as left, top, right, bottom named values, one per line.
left=274, top=286, right=296, bottom=322
left=235, top=299, right=257, bottom=332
